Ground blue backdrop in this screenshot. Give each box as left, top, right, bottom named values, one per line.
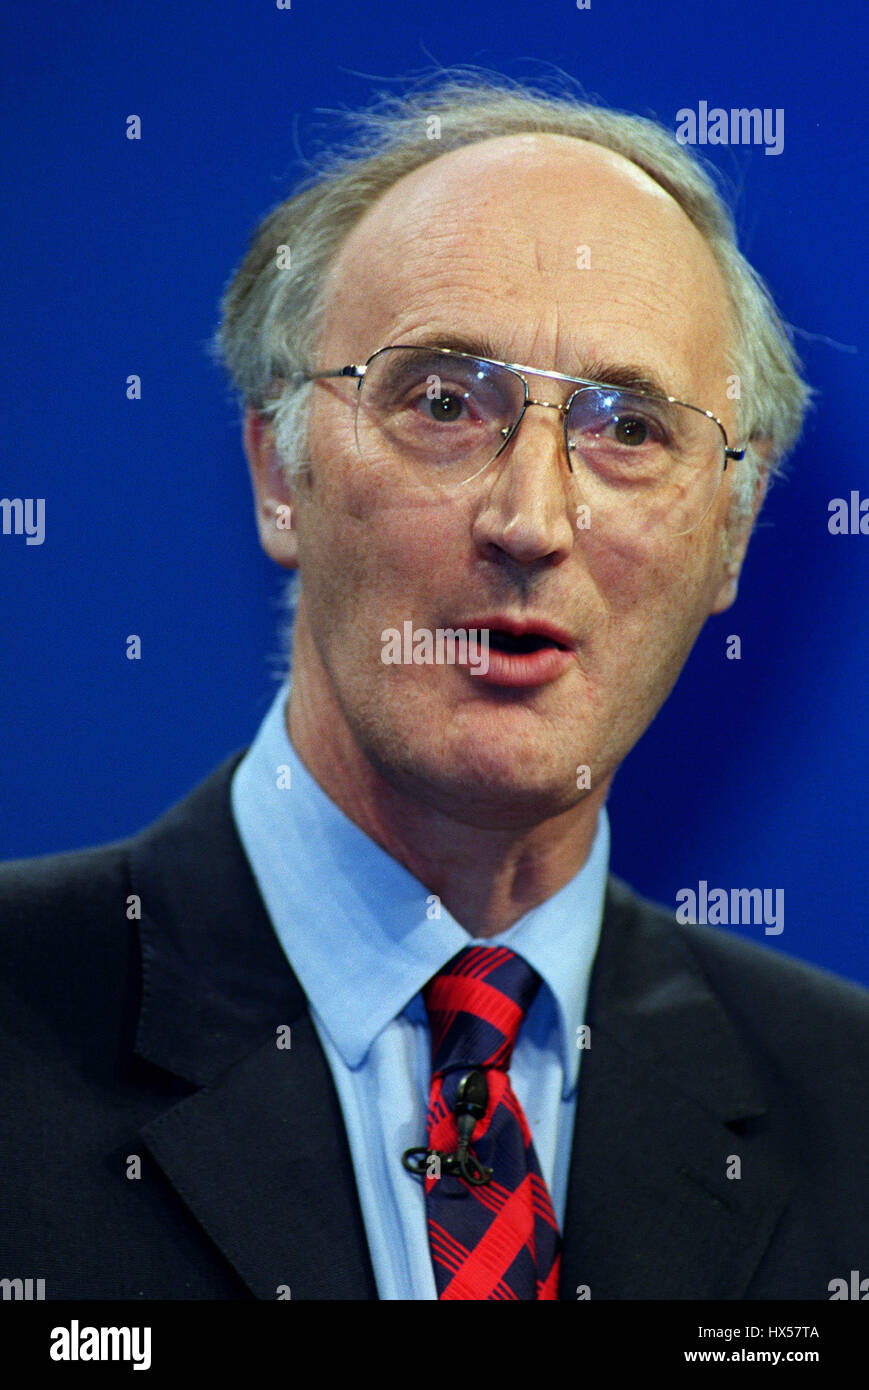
left=2, top=0, right=867, bottom=985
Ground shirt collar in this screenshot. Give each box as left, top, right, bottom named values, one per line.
left=232, top=682, right=609, bottom=1096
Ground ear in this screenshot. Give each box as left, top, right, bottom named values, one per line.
left=242, top=407, right=299, bottom=571
left=710, top=441, right=773, bottom=615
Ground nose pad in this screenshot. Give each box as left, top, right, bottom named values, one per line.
left=493, top=396, right=580, bottom=489
left=512, top=399, right=577, bottom=480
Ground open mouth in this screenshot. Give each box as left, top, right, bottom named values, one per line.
left=460, top=616, right=574, bottom=686
left=487, top=630, right=568, bottom=655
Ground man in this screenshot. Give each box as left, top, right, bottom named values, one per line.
left=2, top=76, right=868, bottom=1302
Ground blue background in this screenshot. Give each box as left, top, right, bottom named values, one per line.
left=2, top=0, right=867, bottom=984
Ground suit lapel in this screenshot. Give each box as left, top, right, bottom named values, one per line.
left=124, top=753, right=796, bottom=1301
left=559, top=877, right=795, bottom=1299
left=127, top=752, right=377, bottom=1300
left=139, top=1015, right=376, bottom=1299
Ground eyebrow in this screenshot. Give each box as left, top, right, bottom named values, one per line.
left=398, top=332, right=679, bottom=400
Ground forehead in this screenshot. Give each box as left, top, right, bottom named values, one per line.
left=320, top=133, right=733, bottom=402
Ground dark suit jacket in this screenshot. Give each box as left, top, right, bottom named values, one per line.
left=2, top=751, right=868, bottom=1300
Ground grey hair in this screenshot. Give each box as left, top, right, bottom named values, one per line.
left=211, top=70, right=812, bottom=623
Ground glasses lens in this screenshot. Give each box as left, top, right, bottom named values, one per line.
left=355, top=347, right=524, bottom=488
left=566, top=387, right=726, bottom=534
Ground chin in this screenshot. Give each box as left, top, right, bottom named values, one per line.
left=438, top=777, right=583, bottom=830
left=405, top=739, right=585, bottom=823
left=360, top=690, right=596, bottom=808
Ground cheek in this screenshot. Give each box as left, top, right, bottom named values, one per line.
left=295, top=474, right=468, bottom=664
left=581, top=526, right=723, bottom=697
left=585, top=516, right=721, bottom=614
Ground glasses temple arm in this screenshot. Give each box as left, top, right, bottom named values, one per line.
left=297, top=366, right=366, bottom=382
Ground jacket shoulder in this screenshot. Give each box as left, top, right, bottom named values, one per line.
left=607, top=873, right=869, bottom=1066
left=0, top=750, right=245, bottom=916
left=0, top=751, right=246, bottom=1004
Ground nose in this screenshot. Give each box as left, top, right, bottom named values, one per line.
left=524, top=398, right=574, bottom=473
left=471, top=400, right=577, bottom=568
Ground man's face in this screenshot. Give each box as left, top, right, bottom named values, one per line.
left=252, top=133, right=754, bottom=829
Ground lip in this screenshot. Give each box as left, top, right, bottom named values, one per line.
left=459, top=614, right=576, bottom=688
left=465, top=614, right=575, bottom=650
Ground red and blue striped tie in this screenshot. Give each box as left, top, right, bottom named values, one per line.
left=422, top=945, right=562, bottom=1300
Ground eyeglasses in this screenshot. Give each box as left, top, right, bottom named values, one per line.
left=298, top=345, right=746, bottom=536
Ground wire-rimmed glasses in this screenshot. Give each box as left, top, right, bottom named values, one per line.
left=298, top=345, right=745, bottom=535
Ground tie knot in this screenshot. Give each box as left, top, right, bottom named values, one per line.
left=422, top=945, right=541, bottom=1077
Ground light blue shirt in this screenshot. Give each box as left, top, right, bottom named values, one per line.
left=231, top=681, right=610, bottom=1300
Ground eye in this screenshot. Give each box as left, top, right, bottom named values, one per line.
left=415, top=389, right=470, bottom=424
left=611, top=414, right=650, bottom=447
left=581, top=392, right=672, bottom=449
left=600, top=405, right=671, bottom=447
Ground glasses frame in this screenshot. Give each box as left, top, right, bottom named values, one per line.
left=296, top=343, right=746, bottom=489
